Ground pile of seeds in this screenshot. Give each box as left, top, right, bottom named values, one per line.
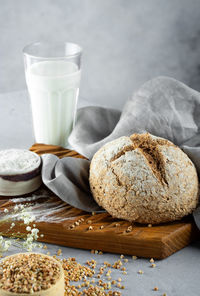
left=0, top=249, right=167, bottom=295
left=55, top=256, right=122, bottom=296
left=62, top=257, right=95, bottom=281
left=54, top=252, right=166, bottom=296
left=0, top=253, right=61, bottom=293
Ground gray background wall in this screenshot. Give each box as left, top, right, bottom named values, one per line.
left=1, top=0, right=200, bottom=109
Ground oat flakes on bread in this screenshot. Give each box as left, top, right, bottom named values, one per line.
left=89, top=133, right=199, bottom=224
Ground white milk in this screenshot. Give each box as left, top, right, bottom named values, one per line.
left=26, top=60, right=81, bottom=146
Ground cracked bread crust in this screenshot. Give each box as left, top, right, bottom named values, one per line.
left=89, top=133, right=199, bottom=224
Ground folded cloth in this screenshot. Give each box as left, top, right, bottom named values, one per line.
left=42, top=154, right=101, bottom=212
left=41, top=76, right=200, bottom=228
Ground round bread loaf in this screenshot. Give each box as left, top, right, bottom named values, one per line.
left=89, top=133, right=199, bottom=224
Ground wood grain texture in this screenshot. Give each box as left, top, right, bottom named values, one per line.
left=0, top=143, right=199, bottom=259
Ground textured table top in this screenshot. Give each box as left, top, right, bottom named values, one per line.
left=0, top=90, right=200, bottom=296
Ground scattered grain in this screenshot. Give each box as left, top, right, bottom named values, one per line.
left=111, top=280, right=116, bottom=285
left=112, top=260, right=122, bottom=269
left=154, top=287, right=159, bottom=291
left=57, top=249, right=62, bottom=256
left=132, top=255, right=137, bottom=260
left=126, top=226, right=133, bottom=233
left=104, top=261, right=111, bottom=268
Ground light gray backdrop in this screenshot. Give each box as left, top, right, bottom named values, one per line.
left=1, top=0, right=200, bottom=109
left=1, top=3, right=200, bottom=296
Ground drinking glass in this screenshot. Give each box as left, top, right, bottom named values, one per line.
left=23, top=42, right=82, bottom=147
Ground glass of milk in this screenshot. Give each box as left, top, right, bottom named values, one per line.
left=23, top=42, right=82, bottom=147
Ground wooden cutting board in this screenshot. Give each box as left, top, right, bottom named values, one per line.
left=0, top=143, right=199, bottom=259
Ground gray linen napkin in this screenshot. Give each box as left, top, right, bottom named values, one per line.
left=41, top=76, right=200, bottom=227
left=41, top=154, right=101, bottom=212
